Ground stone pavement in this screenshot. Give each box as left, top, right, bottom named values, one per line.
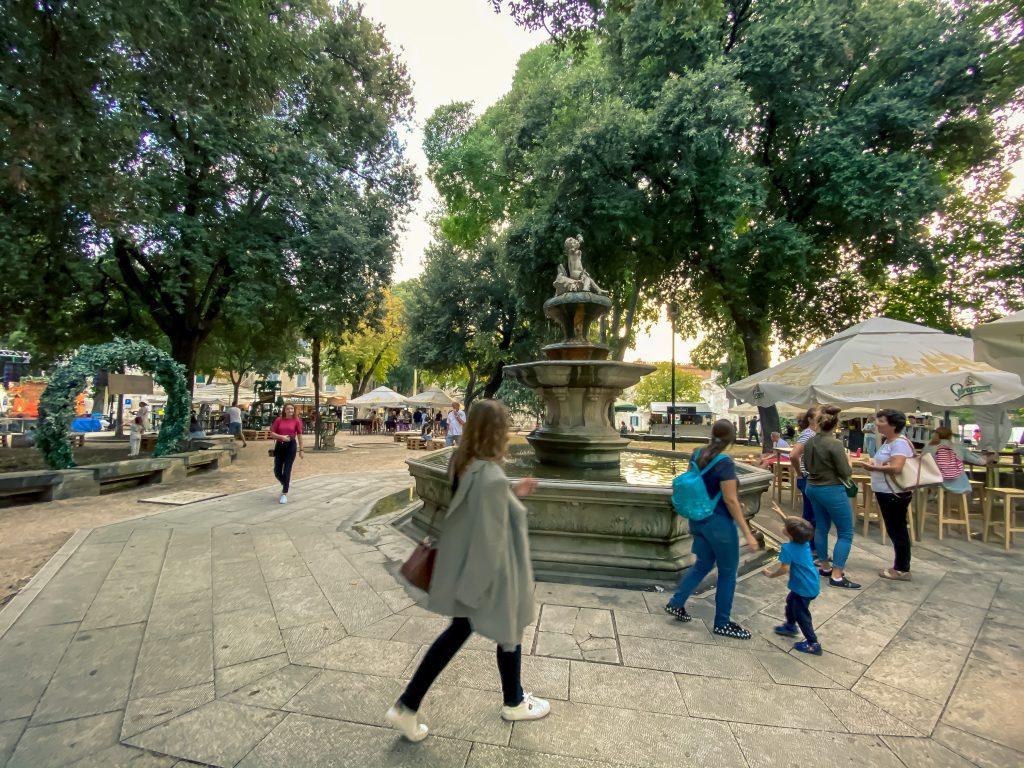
left=0, top=470, right=1022, bottom=767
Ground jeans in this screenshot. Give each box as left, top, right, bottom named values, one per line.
left=796, top=477, right=816, bottom=552
left=400, top=618, right=523, bottom=710
left=806, top=483, right=854, bottom=570
left=875, top=491, right=913, bottom=572
left=667, top=513, right=739, bottom=628
left=273, top=440, right=297, bottom=493
left=445, top=433, right=460, bottom=447
left=784, top=592, right=817, bottom=644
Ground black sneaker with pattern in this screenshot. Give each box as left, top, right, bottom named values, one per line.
left=664, top=604, right=691, bottom=622
left=713, top=622, right=751, bottom=640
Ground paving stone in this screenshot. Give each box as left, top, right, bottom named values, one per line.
left=132, top=630, right=214, bottom=698
left=508, top=699, right=746, bottom=768
left=122, top=683, right=215, bottom=739
left=306, top=635, right=421, bottom=677
left=236, top=712, right=471, bottom=768
left=265, top=576, right=337, bottom=630
left=466, top=743, right=622, bottom=768
left=539, top=605, right=579, bottom=634
left=969, top=617, right=1022, bottom=668
left=145, top=589, right=213, bottom=641
left=612, top=610, right=716, bottom=645
left=812, top=617, right=895, bottom=666
left=751, top=649, right=838, bottom=688
left=317, top=579, right=392, bottom=632
left=211, top=573, right=273, bottom=616
left=283, top=668, right=403, bottom=724
left=15, top=568, right=111, bottom=627
left=213, top=605, right=285, bottom=668
left=931, top=723, right=1024, bottom=768
left=678, top=675, right=844, bottom=731
left=787, top=647, right=867, bottom=688
left=214, top=653, right=291, bottom=698
left=0, top=718, right=26, bottom=766
left=390, top=615, right=449, bottom=645
left=569, top=661, right=685, bottom=715
left=65, top=743, right=178, bottom=767
left=851, top=678, right=943, bottom=735
left=349, top=615, right=408, bottom=641
left=941, top=657, right=1024, bottom=753
left=901, top=601, right=987, bottom=648
left=32, top=623, right=145, bottom=724
left=0, top=622, right=78, bottom=720
left=825, top=592, right=918, bottom=636
left=223, top=664, right=319, bottom=709
left=880, top=736, right=978, bottom=768
left=928, top=573, right=999, bottom=609
left=535, top=632, right=583, bottom=660
left=864, top=634, right=970, bottom=703
left=80, top=574, right=160, bottom=631
left=730, top=722, right=905, bottom=768
left=8, top=711, right=123, bottom=768
left=815, top=689, right=920, bottom=735
left=417, top=685, right=513, bottom=746
left=534, top=584, right=648, bottom=613
left=280, top=620, right=347, bottom=663
left=619, top=635, right=771, bottom=682
left=125, top=700, right=285, bottom=768
left=377, top=587, right=416, bottom=614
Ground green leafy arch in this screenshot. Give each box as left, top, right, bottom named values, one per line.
left=37, top=340, right=191, bottom=469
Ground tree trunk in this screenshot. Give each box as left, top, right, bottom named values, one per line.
left=464, top=368, right=478, bottom=409
left=737, top=320, right=779, bottom=452
left=229, top=372, right=242, bottom=406
left=311, top=335, right=321, bottom=450
left=169, top=334, right=203, bottom=395
left=115, top=394, right=125, bottom=438
left=482, top=361, right=505, bottom=400
left=614, top=281, right=642, bottom=361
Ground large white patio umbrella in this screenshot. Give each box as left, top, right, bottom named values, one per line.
left=405, top=387, right=454, bottom=408
left=347, top=386, right=408, bottom=408
left=972, top=311, right=1024, bottom=450
left=727, top=317, right=1024, bottom=412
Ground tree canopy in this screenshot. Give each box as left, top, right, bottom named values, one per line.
left=630, top=364, right=704, bottom=410
left=1, top=0, right=416, bottom=387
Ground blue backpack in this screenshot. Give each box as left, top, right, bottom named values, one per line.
left=672, top=449, right=726, bottom=521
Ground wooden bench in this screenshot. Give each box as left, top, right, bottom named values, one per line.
left=407, top=438, right=444, bottom=451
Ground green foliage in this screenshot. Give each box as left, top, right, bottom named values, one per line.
left=494, top=379, right=545, bottom=420
left=630, top=364, right=703, bottom=409
left=37, top=340, right=189, bottom=469
left=324, top=291, right=406, bottom=398
left=0, top=1, right=415, bottom=383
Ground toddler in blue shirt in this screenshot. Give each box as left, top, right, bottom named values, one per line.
left=764, top=502, right=821, bottom=655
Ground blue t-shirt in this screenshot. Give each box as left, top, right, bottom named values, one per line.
left=780, top=541, right=820, bottom=598
left=692, top=450, right=738, bottom=517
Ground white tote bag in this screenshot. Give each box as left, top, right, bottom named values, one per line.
left=885, top=437, right=943, bottom=492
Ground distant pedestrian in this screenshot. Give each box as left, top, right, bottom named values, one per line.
left=386, top=399, right=548, bottom=742
left=137, top=401, right=151, bottom=430
left=446, top=402, right=466, bottom=447
left=664, top=420, right=761, bottom=639
left=788, top=407, right=820, bottom=552
left=189, top=412, right=204, bottom=438
left=129, top=416, right=143, bottom=456
left=226, top=401, right=247, bottom=447
left=748, top=416, right=759, bottom=445
left=764, top=506, right=822, bottom=655
left=804, top=404, right=860, bottom=589
left=865, top=409, right=915, bottom=581
left=270, top=403, right=304, bottom=504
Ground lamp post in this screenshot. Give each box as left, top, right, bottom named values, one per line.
left=667, top=303, right=678, bottom=451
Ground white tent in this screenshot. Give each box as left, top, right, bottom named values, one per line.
left=405, top=388, right=454, bottom=408
left=727, top=317, right=1024, bottom=411
left=347, top=386, right=407, bottom=408
left=972, top=310, right=1024, bottom=381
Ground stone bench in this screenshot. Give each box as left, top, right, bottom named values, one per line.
left=164, top=447, right=233, bottom=475
left=0, top=469, right=98, bottom=504
left=83, top=458, right=187, bottom=493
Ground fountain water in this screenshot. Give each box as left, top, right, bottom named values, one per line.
left=403, top=236, right=772, bottom=586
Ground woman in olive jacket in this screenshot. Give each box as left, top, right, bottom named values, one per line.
left=387, top=399, right=549, bottom=742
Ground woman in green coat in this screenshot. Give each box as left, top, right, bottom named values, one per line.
left=386, top=399, right=549, bottom=742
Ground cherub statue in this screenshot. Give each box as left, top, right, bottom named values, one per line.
left=553, top=234, right=607, bottom=295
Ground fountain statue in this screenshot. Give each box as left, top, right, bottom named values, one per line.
left=402, top=235, right=772, bottom=586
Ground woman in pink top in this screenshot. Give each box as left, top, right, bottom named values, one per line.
left=270, top=403, right=304, bottom=504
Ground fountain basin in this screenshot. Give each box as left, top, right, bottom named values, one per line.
left=403, top=446, right=774, bottom=588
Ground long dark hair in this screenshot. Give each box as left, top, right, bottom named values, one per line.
left=797, top=406, right=818, bottom=431
left=696, top=419, right=736, bottom=469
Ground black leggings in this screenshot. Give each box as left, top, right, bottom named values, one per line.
left=399, top=618, right=523, bottom=710
left=875, top=491, right=913, bottom=572
left=273, top=440, right=297, bottom=493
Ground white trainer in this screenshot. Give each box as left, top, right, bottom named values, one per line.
left=501, top=693, right=551, bottom=722
left=385, top=703, right=428, bottom=742
left=279, top=494, right=288, bottom=504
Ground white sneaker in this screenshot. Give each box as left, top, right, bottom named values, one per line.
left=385, top=703, right=428, bottom=742
left=501, top=693, right=551, bottom=722
left=279, top=494, right=288, bottom=504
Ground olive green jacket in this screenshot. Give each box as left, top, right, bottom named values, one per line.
left=427, top=459, right=535, bottom=650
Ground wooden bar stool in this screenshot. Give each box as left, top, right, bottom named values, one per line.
left=852, top=475, right=886, bottom=544
left=919, top=487, right=975, bottom=540
left=983, top=488, right=1024, bottom=550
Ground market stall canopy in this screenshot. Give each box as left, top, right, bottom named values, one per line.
left=192, top=383, right=240, bottom=404
left=325, top=395, right=347, bottom=406
left=972, top=310, right=1024, bottom=381
left=729, top=402, right=876, bottom=418
left=613, top=401, right=638, bottom=412
left=726, top=317, right=1024, bottom=411
left=347, top=386, right=408, bottom=408
left=282, top=386, right=318, bottom=400
left=405, top=388, right=454, bottom=408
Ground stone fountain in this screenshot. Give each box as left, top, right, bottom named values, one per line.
left=402, top=236, right=772, bottom=586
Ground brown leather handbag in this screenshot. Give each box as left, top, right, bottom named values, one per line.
left=400, top=540, right=437, bottom=592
